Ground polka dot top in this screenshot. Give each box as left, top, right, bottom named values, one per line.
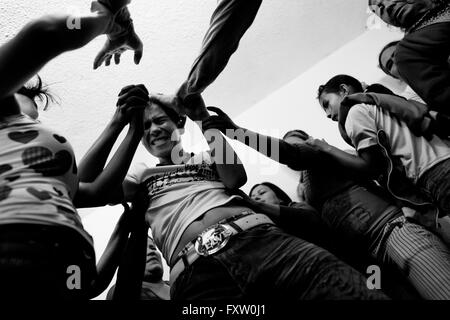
left=0, top=114, right=93, bottom=247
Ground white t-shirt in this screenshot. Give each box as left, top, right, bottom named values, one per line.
left=125, top=152, right=241, bottom=263
left=402, top=85, right=425, bottom=104
left=345, top=104, right=450, bottom=183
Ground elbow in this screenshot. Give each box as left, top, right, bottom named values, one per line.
left=224, top=170, right=247, bottom=190
left=26, top=16, right=60, bottom=40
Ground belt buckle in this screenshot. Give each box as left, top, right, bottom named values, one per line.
left=194, top=224, right=233, bottom=257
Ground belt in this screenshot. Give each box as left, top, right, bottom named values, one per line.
left=169, top=212, right=274, bottom=285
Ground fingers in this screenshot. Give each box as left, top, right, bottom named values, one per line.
left=105, top=55, right=112, bottom=67
left=134, top=47, right=143, bottom=65
left=114, top=52, right=121, bottom=65
left=118, top=84, right=149, bottom=97
left=118, top=85, right=135, bottom=96
left=131, top=32, right=144, bottom=65
left=148, top=93, right=165, bottom=104
left=136, top=84, right=149, bottom=95
left=206, top=106, right=225, bottom=115
left=202, top=117, right=227, bottom=132
left=148, top=93, right=178, bottom=108
left=117, top=85, right=149, bottom=106
left=93, top=48, right=108, bottom=70
left=118, top=105, right=146, bottom=115
left=121, top=96, right=149, bottom=107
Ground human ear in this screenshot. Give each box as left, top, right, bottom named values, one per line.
left=339, top=84, right=349, bottom=96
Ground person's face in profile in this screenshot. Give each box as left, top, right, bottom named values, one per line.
left=319, top=91, right=343, bottom=122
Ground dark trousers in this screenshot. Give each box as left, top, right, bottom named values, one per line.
left=396, top=22, right=450, bottom=115
left=171, top=224, right=388, bottom=300
left=0, top=225, right=96, bottom=300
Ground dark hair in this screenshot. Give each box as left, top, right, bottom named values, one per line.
left=378, top=40, right=400, bottom=78
left=152, top=101, right=187, bottom=129
left=282, top=129, right=310, bottom=141
left=249, top=182, right=292, bottom=205
left=317, top=74, right=364, bottom=99
left=17, top=76, right=54, bottom=110
left=365, top=83, right=395, bottom=95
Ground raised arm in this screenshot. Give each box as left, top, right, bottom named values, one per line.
left=0, top=0, right=138, bottom=101
left=190, top=103, right=247, bottom=189
left=87, top=203, right=133, bottom=299
left=110, top=190, right=149, bottom=301
left=74, top=85, right=148, bottom=208
left=176, top=0, right=263, bottom=114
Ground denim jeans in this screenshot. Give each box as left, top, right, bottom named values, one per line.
left=417, top=158, right=450, bottom=216
left=321, top=185, right=402, bottom=254
left=0, top=224, right=96, bottom=300
left=171, top=224, right=388, bottom=300
left=321, top=185, right=450, bottom=299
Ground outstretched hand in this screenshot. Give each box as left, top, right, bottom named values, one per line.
left=148, top=93, right=185, bottom=116
left=98, top=0, right=132, bottom=13
left=202, top=106, right=239, bottom=133
left=305, top=137, right=332, bottom=152
left=93, top=6, right=143, bottom=69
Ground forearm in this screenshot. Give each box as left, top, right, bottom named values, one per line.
left=74, top=126, right=141, bottom=207
left=88, top=207, right=131, bottom=298
left=0, top=12, right=111, bottom=100
left=202, top=127, right=247, bottom=189
left=78, top=119, right=125, bottom=182
left=319, top=144, right=375, bottom=177
left=112, top=217, right=148, bottom=301
left=225, top=126, right=320, bottom=170
left=368, top=92, right=430, bottom=134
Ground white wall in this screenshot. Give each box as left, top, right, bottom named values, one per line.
left=232, top=26, right=404, bottom=201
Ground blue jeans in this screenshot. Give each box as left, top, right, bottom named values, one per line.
left=171, top=224, right=388, bottom=300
